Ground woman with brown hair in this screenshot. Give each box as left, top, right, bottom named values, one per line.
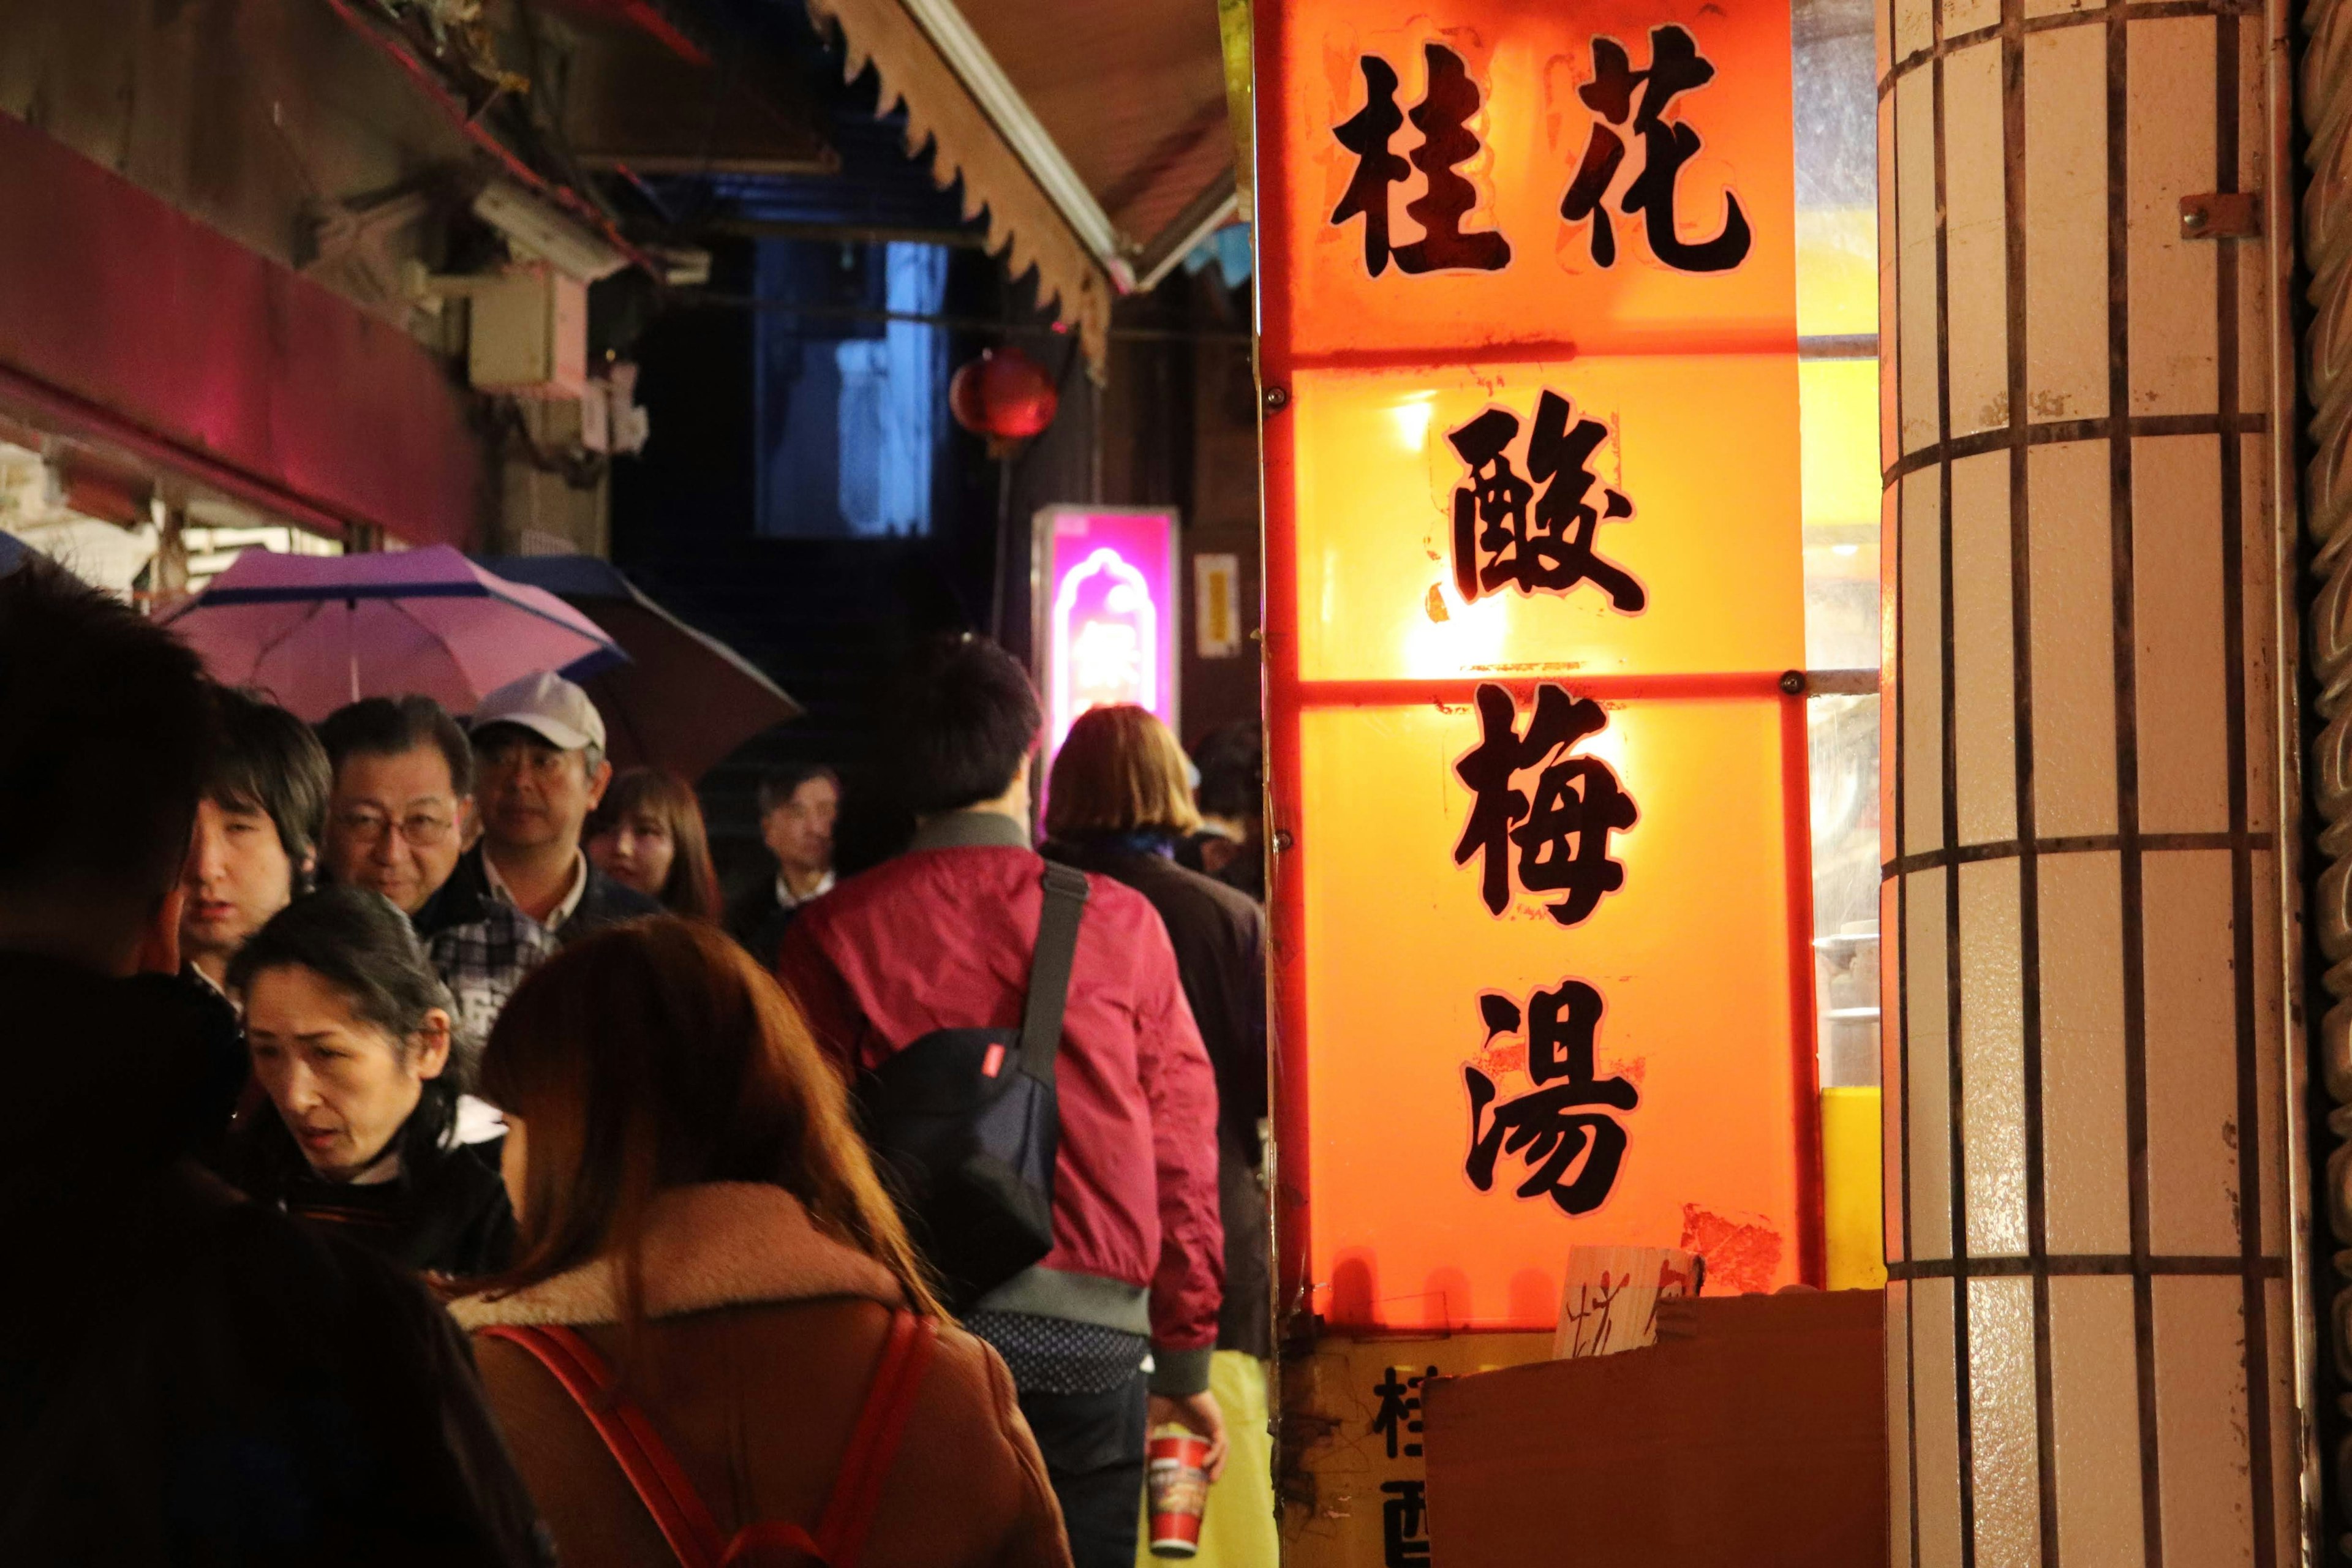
left=448, top=918, right=1070, bottom=1568
left=584, top=767, right=722, bottom=921
left=1041, top=706, right=1276, bottom=1568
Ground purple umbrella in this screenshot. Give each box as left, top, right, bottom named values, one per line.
left=159, top=545, right=624, bottom=722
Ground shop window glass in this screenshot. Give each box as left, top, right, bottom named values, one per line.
left=1795, top=0, right=1882, bottom=1090
left=755, top=240, right=948, bottom=538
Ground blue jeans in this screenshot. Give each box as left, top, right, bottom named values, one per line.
left=1014, top=1372, right=1148, bottom=1568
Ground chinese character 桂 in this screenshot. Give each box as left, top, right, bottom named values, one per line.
left=1464, top=980, right=1638, bottom=1214
left=1447, top=391, right=1643, bottom=612
left=1560, top=25, right=1753, bottom=274
left=1380, top=1480, right=1432, bottom=1568
left=1331, top=45, right=1511, bottom=277
left=1331, top=55, right=1408, bottom=276
left=1370, top=1364, right=1437, bottom=1459
left=1453, top=682, right=1637, bottom=926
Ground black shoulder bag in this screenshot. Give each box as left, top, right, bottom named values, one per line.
left=856, top=862, right=1090, bottom=1313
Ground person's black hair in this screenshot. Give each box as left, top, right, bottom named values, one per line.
left=227, top=886, right=462, bottom=1177
left=318, top=695, right=475, bottom=797
left=205, top=687, right=330, bottom=880
left=756, top=762, right=842, bottom=817
left=228, top=884, right=453, bottom=1055
left=1191, top=720, right=1264, bottom=821
left=0, top=560, right=216, bottom=930
left=885, top=634, right=1042, bottom=815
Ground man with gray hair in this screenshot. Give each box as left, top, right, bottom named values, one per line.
left=424, top=671, right=659, bottom=946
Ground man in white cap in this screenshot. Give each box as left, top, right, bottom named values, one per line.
left=429, top=671, right=661, bottom=945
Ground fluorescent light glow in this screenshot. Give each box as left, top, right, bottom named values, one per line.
left=1050, top=546, right=1161, bottom=747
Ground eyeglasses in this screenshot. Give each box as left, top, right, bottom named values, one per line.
left=334, top=809, right=456, bottom=848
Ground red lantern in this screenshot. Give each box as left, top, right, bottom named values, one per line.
left=949, top=346, right=1058, bottom=450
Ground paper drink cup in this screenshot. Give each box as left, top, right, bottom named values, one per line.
left=1145, top=1424, right=1212, bottom=1558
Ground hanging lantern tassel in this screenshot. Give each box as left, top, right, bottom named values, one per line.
left=950, top=345, right=1060, bottom=458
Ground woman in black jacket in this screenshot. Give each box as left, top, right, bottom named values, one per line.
left=1041, top=705, right=1276, bottom=1562
left=1041, top=706, right=1271, bottom=1359
left=221, top=885, right=516, bottom=1279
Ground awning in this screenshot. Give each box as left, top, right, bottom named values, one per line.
left=802, top=0, right=1240, bottom=368
left=0, top=110, right=484, bottom=549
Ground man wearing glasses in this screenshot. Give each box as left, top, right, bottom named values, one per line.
left=317, top=693, right=556, bottom=1055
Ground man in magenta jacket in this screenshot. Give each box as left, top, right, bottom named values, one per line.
left=779, top=635, right=1226, bottom=1568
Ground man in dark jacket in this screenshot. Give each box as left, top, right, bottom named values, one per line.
left=0, top=560, right=549, bottom=1566
left=725, top=762, right=840, bottom=969
left=428, top=671, right=658, bottom=947
left=779, top=636, right=1224, bottom=1568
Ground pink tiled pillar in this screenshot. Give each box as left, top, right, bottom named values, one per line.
left=1876, top=1, right=2305, bottom=1564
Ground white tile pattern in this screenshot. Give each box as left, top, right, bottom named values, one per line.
left=1878, top=0, right=2300, bottom=1562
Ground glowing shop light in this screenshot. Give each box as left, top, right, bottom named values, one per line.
left=1050, top=546, right=1161, bottom=746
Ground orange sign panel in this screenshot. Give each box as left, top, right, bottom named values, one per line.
left=1259, top=0, right=1816, bottom=1338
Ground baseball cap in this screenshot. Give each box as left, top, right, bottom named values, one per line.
left=470, top=670, right=607, bottom=753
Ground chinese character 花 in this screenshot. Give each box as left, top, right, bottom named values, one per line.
left=1560, top=25, right=1754, bottom=273
left=1464, top=980, right=1638, bottom=1215
left=1453, top=682, right=1638, bottom=927
left=1447, top=391, right=1643, bottom=612
left=1331, top=45, right=1511, bottom=277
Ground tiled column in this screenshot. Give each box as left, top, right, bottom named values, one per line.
left=1877, top=2, right=2304, bottom=1566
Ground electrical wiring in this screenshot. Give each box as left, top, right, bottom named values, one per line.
left=319, top=0, right=662, bottom=279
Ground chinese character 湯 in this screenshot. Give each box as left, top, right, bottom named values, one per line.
left=1560, top=26, right=1753, bottom=273
left=1453, top=682, right=1637, bottom=926
left=1447, top=391, right=1643, bottom=612
left=1331, top=45, right=1511, bottom=277
left=1464, top=980, right=1638, bottom=1214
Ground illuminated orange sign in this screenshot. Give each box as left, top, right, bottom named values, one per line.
left=1259, top=0, right=1817, bottom=1337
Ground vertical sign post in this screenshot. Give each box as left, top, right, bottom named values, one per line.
left=1256, top=5, right=1817, bottom=1553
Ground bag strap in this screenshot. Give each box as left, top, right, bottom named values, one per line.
left=480, top=1310, right=939, bottom=1568
left=1018, top=862, right=1092, bottom=1080
left=749, top=1308, right=937, bottom=1568
left=478, top=1322, right=729, bottom=1567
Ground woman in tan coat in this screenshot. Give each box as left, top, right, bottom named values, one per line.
left=448, top=918, right=1071, bottom=1568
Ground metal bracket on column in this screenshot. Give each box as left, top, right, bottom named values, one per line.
left=2180, top=190, right=2262, bottom=240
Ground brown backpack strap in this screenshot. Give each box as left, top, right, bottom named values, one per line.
left=481, top=1309, right=938, bottom=1568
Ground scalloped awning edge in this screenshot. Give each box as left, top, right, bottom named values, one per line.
left=804, top=0, right=1112, bottom=374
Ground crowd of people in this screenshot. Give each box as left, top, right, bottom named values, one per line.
left=0, top=554, right=1273, bottom=1568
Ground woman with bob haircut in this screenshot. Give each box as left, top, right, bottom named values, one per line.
left=448, top=918, right=1071, bottom=1568
left=1041, top=705, right=1276, bottom=1568
left=584, top=767, right=723, bottom=921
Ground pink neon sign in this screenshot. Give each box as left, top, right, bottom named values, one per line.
left=1035, top=507, right=1178, bottom=753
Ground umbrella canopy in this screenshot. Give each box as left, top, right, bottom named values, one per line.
left=0, top=531, right=37, bottom=577
left=478, top=555, right=803, bottom=782
left=159, top=546, right=623, bottom=722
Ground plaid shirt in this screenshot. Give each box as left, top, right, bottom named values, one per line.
left=426, top=903, right=557, bottom=1055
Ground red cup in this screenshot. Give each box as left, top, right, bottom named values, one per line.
left=1145, top=1425, right=1212, bottom=1558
